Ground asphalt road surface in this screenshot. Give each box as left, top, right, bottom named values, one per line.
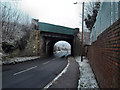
left=2, top=51, right=69, bottom=88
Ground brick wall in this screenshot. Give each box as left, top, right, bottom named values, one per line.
left=88, top=19, right=120, bottom=88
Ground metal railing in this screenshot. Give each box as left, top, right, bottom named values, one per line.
left=90, top=1, right=120, bottom=43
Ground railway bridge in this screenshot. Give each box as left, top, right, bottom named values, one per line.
left=37, top=22, right=80, bottom=57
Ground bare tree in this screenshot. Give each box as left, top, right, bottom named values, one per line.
left=1, top=1, right=32, bottom=53
left=84, top=1, right=101, bottom=31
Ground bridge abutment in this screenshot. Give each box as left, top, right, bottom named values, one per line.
left=38, top=28, right=82, bottom=58
left=39, top=37, right=54, bottom=57
left=39, top=36, right=47, bottom=57
left=38, top=35, right=80, bottom=57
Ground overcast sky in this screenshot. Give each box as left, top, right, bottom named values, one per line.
left=2, top=0, right=118, bottom=29
left=19, top=0, right=83, bottom=29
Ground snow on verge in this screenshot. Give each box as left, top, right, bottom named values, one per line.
left=2, top=56, right=40, bottom=64
left=43, top=58, right=70, bottom=89
left=75, top=56, right=99, bottom=89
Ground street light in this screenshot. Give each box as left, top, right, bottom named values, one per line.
left=81, top=2, right=84, bottom=62
left=74, top=2, right=85, bottom=62
left=73, top=2, right=78, bottom=4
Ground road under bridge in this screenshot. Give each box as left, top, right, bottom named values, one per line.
left=36, top=22, right=81, bottom=57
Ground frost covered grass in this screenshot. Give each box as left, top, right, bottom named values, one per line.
left=2, top=56, right=40, bottom=65
left=75, top=56, right=99, bottom=89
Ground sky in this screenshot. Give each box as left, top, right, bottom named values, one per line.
left=2, top=0, right=119, bottom=29
left=18, top=0, right=83, bottom=46
left=19, top=0, right=83, bottom=29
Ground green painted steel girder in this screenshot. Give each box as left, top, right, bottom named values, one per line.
left=38, top=22, right=75, bottom=35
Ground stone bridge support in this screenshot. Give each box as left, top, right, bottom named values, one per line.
left=46, top=40, right=54, bottom=56
left=39, top=37, right=55, bottom=57
left=73, top=28, right=81, bottom=57
left=38, top=28, right=81, bottom=57
left=38, top=36, right=75, bottom=57
left=39, top=36, right=46, bottom=57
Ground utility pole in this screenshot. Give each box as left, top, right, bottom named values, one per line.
left=81, top=2, right=84, bottom=62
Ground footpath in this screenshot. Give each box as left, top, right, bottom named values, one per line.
left=49, top=57, right=80, bottom=88
left=44, top=56, right=99, bottom=89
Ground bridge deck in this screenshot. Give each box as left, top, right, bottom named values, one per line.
left=38, top=22, right=75, bottom=35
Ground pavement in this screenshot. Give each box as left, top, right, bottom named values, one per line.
left=48, top=56, right=80, bottom=89
left=75, top=56, right=99, bottom=88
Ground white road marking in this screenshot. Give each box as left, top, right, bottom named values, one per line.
left=43, top=59, right=70, bottom=89
left=43, top=61, right=50, bottom=65
left=13, top=66, right=37, bottom=76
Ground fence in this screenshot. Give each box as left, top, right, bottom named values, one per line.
left=90, top=1, right=120, bottom=43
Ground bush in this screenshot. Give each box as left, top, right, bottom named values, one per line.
left=2, top=42, right=15, bottom=53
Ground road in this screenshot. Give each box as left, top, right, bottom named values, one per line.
left=2, top=51, right=70, bottom=88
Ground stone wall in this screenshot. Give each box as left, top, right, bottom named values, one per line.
left=3, top=30, right=41, bottom=58
left=73, top=34, right=81, bottom=56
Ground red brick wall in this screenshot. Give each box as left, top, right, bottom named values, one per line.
left=88, top=19, right=120, bottom=88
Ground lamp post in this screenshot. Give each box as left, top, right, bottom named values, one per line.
left=74, top=2, right=85, bottom=62
left=81, top=2, right=84, bottom=62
